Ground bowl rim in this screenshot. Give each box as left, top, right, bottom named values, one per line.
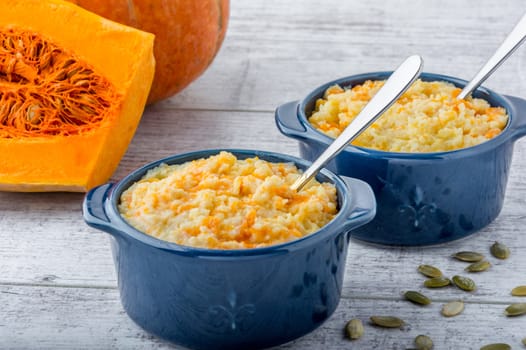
left=297, top=71, right=517, bottom=159
left=103, top=148, right=357, bottom=257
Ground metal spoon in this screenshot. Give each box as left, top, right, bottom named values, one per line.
left=291, top=55, right=424, bottom=191
left=458, top=12, right=526, bottom=100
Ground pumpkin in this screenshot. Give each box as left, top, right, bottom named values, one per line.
left=69, top=0, right=230, bottom=104
left=0, top=0, right=155, bottom=192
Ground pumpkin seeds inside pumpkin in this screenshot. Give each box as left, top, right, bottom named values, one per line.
left=511, top=286, right=526, bottom=296
left=0, top=28, right=119, bottom=137
left=414, top=334, right=433, bottom=350
left=441, top=300, right=465, bottom=317
left=370, top=316, right=404, bottom=328
left=504, top=303, right=526, bottom=317
left=452, top=251, right=485, bottom=262
left=404, top=290, right=431, bottom=306
left=344, top=319, right=364, bottom=340
left=418, top=264, right=443, bottom=278
left=424, top=276, right=451, bottom=288
left=480, top=344, right=511, bottom=350
left=465, top=260, right=491, bottom=273
left=490, top=241, right=510, bottom=260
left=452, top=275, right=477, bottom=291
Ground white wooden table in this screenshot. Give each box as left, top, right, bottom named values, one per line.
left=2, top=1, right=526, bottom=349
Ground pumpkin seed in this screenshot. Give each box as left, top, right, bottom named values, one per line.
left=26, top=104, right=41, bottom=125
left=370, top=316, right=404, bottom=328
left=404, top=290, right=431, bottom=305
left=74, top=79, right=90, bottom=88
left=55, top=70, right=67, bottom=81
left=424, top=276, right=451, bottom=288
left=480, top=344, right=511, bottom=350
left=5, top=36, right=15, bottom=50
left=39, top=52, right=51, bottom=70
left=66, top=66, right=81, bottom=78
left=344, top=319, right=364, bottom=340
left=504, top=303, right=526, bottom=317
left=81, top=105, right=96, bottom=115
left=418, top=264, right=443, bottom=278
left=441, top=300, right=465, bottom=317
left=511, top=286, right=526, bottom=296
left=452, top=251, right=485, bottom=262
left=465, top=260, right=491, bottom=273
left=490, top=241, right=510, bottom=259
left=62, top=58, right=76, bottom=69
left=452, top=275, right=476, bottom=291
left=414, top=334, right=433, bottom=350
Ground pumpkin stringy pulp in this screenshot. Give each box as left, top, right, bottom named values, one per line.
left=0, top=27, right=121, bottom=138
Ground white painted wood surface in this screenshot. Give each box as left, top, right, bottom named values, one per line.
left=2, top=0, right=526, bottom=349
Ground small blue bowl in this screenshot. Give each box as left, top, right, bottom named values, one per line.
left=83, top=149, right=375, bottom=350
left=276, top=72, right=526, bottom=246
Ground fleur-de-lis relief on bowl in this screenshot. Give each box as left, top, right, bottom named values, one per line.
left=208, top=290, right=256, bottom=332
left=377, top=175, right=438, bottom=230
left=398, top=186, right=437, bottom=229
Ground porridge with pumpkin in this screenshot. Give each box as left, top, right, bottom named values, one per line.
left=308, top=79, right=508, bottom=153
left=118, top=151, right=338, bottom=249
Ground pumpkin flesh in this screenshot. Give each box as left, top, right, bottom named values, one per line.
left=0, top=0, right=155, bottom=192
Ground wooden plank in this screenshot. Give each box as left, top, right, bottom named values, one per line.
left=0, top=286, right=171, bottom=350
left=113, top=109, right=300, bottom=179
left=1, top=209, right=524, bottom=301
left=1, top=207, right=525, bottom=304
left=280, top=297, right=526, bottom=350
left=345, top=220, right=526, bottom=303
left=1, top=285, right=524, bottom=349
left=159, top=0, right=526, bottom=111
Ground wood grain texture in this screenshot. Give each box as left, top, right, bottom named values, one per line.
left=163, top=0, right=526, bottom=111
left=1, top=286, right=524, bottom=350
left=1, top=0, right=526, bottom=349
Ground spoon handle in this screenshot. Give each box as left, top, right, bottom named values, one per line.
left=458, top=12, right=526, bottom=100
left=291, top=55, right=424, bottom=191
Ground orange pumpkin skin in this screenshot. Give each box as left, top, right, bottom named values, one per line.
left=70, top=0, right=229, bottom=104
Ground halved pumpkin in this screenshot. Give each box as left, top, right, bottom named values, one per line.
left=0, top=0, right=155, bottom=192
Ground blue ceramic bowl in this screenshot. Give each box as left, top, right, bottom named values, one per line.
left=276, top=72, right=526, bottom=246
left=83, top=149, right=375, bottom=350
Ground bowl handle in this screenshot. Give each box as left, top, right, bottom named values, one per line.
left=274, top=100, right=307, bottom=139
left=83, top=183, right=119, bottom=236
left=505, top=95, right=526, bottom=140
left=275, top=101, right=334, bottom=144
left=341, top=176, right=377, bottom=229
